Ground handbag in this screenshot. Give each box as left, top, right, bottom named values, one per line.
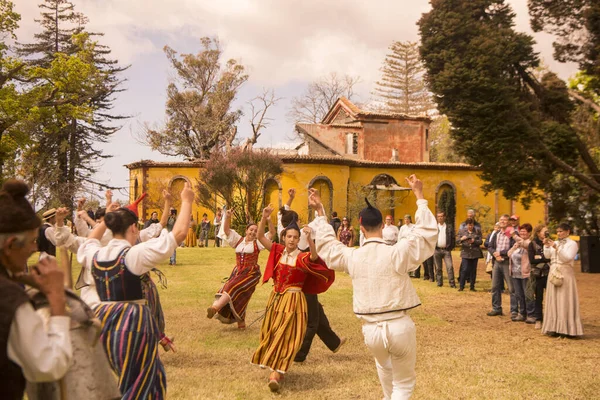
left=549, top=267, right=563, bottom=287
left=485, top=259, right=493, bottom=274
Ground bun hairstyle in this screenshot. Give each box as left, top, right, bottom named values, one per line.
left=0, top=179, right=41, bottom=233
left=104, top=208, right=138, bottom=235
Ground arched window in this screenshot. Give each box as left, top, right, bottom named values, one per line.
left=435, top=181, right=457, bottom=229
left=308, top=176, right=334, bottom=221
left=134, top=178, right=139, bottom=200
left=263, top=178, right=282, bottom=209
left=169, top=176, right=191, bottom=212
left=369, top=174, right=400, bottom=219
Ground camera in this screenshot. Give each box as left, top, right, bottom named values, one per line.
left=544, top=231, right=550, bottom=239
left=170, top=209, right=177, bottom=215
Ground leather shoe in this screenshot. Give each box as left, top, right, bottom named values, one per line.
left=333, top=337, right=347, bottom=353
left=487, top=310, right=503, bottom=316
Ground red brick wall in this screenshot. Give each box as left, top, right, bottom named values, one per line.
left=362, top=120, right=427, bottom=162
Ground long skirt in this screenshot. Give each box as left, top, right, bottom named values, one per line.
left=185, top=227, right=197, bottom=247
left=141, top=272, right=166, bottom=334
left=95, top=302, right=166, bottom=399
left=216, top=265, right=261, bottom=324
left=542, top=264, right=584, bottom=336
left=251, top=290, right=307, bottom=373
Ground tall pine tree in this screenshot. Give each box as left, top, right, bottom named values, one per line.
left=372, top=41, right=433, bottom=115
left=17, top=0, right=127, bottom=206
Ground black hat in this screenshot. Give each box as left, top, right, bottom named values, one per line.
left=0, top=180, right=41, bottom=233
left=283, top=215, right=301, bottom=234
left=359, top=198, right=382, bottom=229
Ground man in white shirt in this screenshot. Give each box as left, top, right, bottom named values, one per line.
left=382, top=215, right=399, bottom=245
left=0, top=179, right=72, bottom=400
left=309, top=174, right=437, bottom=400
left=434, top=211, right=456, bottom=288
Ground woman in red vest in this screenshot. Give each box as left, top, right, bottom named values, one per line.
left=251, top=205, right=335, bottom=392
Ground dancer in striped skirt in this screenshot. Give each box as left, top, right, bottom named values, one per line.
left=251, top=205, right=335, bottom=392
left=77, top=183, right=194, bottom=399
left=206, top=208, right=274, bottom=329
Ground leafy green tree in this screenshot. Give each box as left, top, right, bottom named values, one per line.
left=428, top=115, right=464, bottom=163
left=143, top=37, right=248, bottom=159
left=17, top=0, right=127, bottom=205
left=372, top=41, right=434, bottom=115
left=196, top=148, right=283, bottom=230
left=418, top=0, right=600, bottom=235
left=529, top=0, right=600, bottom=97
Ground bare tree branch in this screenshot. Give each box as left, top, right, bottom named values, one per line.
left=244, top=88, right=281, bottom=150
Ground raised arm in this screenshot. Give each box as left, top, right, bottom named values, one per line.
left=88, top=202, right=120, bottom=241
left=285, top=188, right=295, bottom=208
left=105, top=190, right=113, bottom=208
left=223, top=208, right=232, bottom=236
left=170, top=182, right=194, bottom=244
left=257, top=205, right=274, bottom=251
left=308, top=188, right=352, bottom=271
left=158, top=189, right=173, bottom=228
left=303, top=226, right=318, bottom=261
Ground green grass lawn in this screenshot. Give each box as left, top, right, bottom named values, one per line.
left=63, top=246, right=600, bottom=399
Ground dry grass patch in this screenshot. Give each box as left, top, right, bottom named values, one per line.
left=59, top=248, right=600, bottom=399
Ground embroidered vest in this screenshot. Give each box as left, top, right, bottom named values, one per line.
left=0, top=267, right=30, bottom=400
left=91, top=248, right=144, bottom=301
left=38, top=224, right=56, bottom=256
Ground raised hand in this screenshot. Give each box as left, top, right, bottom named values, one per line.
left=308, top=188, right=322, bottom=210
left=107, top=202, right=120, bottom=213
left=180, top=182, right=195, bottom=203
left=288, top=188, right=296, bottom=199
left=225, top=208, right=233, bottom=218
left=55, top=207, right=70, bottom=221
left=262, top=205, right=274, bottom=219
left=405, top=174, right=424, bottom=198
left=302, top=226, right=312, bottom=240
left=77, top=198, right=86, bottom=211
left=162, top=189, right=173, bottom=204
left=105, top=190, right=113, bottom=203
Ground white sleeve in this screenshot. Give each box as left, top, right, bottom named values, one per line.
left=544, top=243, right=556, bottom=260
left=313, top=215, right=352, bottom=272
left=44, top=226, right=58, bottom=246
left=221, top=229, right=242, bottom=248
left=54, top=226, right=83, bottom=254
left=125, top=229, right=178, bottom=275
left=557, top=240, right=578, bottom=263
left=7, top=303, right=72, bottom=382
left=139, top=223, right=163, bottom=242
left=392, top=200, right=438, bottom=273
left=74, top=215, right=90, bottom=237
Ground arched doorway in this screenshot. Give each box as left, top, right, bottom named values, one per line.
left=308, top=176, right=333, bottom=221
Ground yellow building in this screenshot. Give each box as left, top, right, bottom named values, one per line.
left=126, top=98, right=547, bottom=233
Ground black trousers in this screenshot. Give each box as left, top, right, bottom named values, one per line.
left=422, top=256, right=434, bottom=280
left=459, top=258, right=478, bottom=289
left=294, top=293, right=341, bottom=362
left=533, top=275, right=548, bottom=321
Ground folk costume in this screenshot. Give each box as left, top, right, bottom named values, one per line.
left=211, top=229, right=264, bottom=326
left=313, top=198, right=437, bottom=400
left=77, top=208, right=176, bottom=399
left=38, top=209, right=58, bottom=257
left=251, top=241, right=335, bottom=375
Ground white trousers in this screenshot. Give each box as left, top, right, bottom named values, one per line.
left=362, top=315, right=417, bottom=400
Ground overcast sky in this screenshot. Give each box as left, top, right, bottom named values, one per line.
left=14, top=0, right=578, bottom=201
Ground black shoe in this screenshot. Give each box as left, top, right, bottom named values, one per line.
left=487, top=310, right=503, bottom=316
left=423, top=276, right=430, bottom=280
left=470, top=288, right=476, bottom=292
left=450, top=284, right=457, bottom=288
left=437, top=284, right=443, bottom=287
left=458, top=288, right=464, bottom=291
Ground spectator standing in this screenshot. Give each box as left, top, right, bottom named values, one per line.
left=507, top=224, right=535, bottom=322
left=337, top=217, right=355, bottom=247
left=213, top=209, right=223, bottom=247
left=185, top=215, right=197, bottom=247
left=167, top=207, right=177, bottom=265
left=330, top=212, right=342, bottom=235
left=382, top=215, right=399, bottom=245
left=487, top=215, right=516, bottom=316
left=400, top=215, right=420, bottom=277
left=459, top=209, right=482, bottom=233
left=434, top=212, right=456, bottom=288
left=542, top=223, right=583, bottom=337
left=528, top=225, right=551, bottom=329
left=144, top=212, right=159, bottom=229
left=457, top=218, right=483, bottom=291
left=199, top=213, right=211, bottom=247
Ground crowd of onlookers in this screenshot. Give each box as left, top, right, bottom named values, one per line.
left=329, top=209, right=584, bottom=338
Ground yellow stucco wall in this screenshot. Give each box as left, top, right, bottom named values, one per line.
left=128, top=162, right=547, bottom=235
